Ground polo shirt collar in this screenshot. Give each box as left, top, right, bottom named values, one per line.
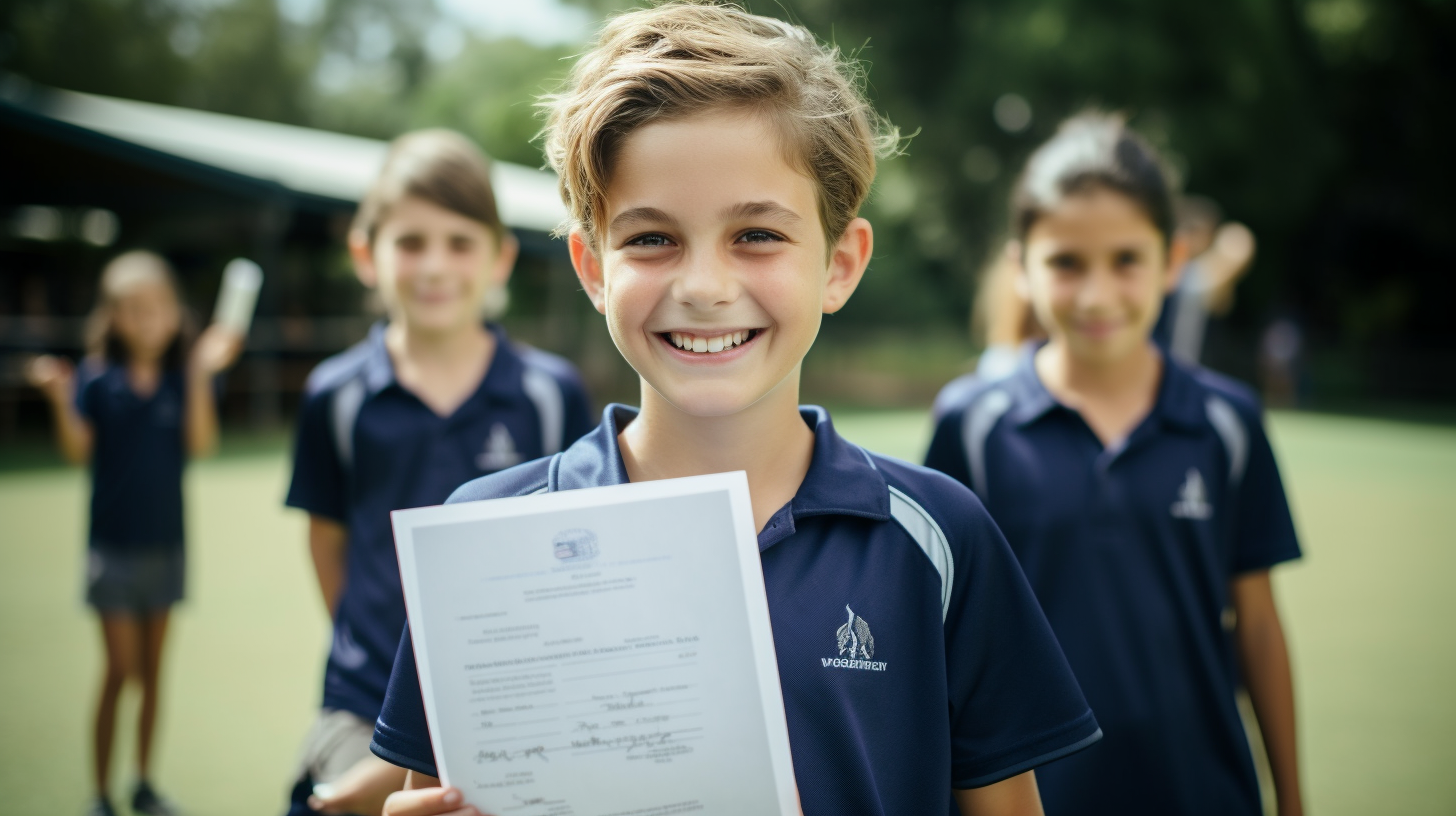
left=1005, top=343, right=1205, bottom=434
left=360, top=321, right=525, bottom=404
left=550, top=404, right=892, bottom=528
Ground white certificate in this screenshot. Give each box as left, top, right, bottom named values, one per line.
left=391, top=472, right=799, bottom=816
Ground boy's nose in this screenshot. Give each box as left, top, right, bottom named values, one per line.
left=1077, top=265, right=1120, bottom=311
left=673, top=251, right=738, bottom=308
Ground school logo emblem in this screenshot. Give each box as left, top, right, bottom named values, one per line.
left=553, top=528, right=599, bottom=563
left=1171, top=468, right=1213, bottom=520
left=823, top=606, right=887, bottom=671
left=476, top=423, right=522, bottom=471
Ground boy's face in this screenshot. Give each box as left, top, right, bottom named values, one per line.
left=570, top=109, right=871, bottom=418
left=1018, top=187, right=1187, bottom=367
left=352, top=196, right=517, bottom=335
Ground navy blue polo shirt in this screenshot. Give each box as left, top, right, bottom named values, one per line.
left=76, top=362, right=187, bottom=551
left=925, top=349, right=1301, bottom=816
left=371, top=404, right=1101, bottom=815
left=286, top=323, right=593, bottom=724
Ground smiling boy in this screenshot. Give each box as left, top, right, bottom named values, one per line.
left=371, top=6, right=1100, bottom=816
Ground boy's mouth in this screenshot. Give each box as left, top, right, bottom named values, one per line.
left=658, top=329, right=762, bottom=355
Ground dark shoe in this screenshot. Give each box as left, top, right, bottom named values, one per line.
left=84, top=797, right=117, bottom=816
left=131, top=781, right=182, bottom=816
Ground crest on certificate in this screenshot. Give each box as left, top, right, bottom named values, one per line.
left=553, top=528, right=600, bottom=563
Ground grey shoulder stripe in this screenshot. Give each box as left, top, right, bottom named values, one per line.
left=887, top=486, right=954, bottom=622
left=330, top=376, right=366, bottom=471
left=521, top=365, right=565, bottom=455
left=962, top=389, right=1013, bottom=499
left=1205, top=395, right=1248, bottom=485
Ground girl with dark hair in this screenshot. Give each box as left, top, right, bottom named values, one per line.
left=926, top=113, right=1305, bottom=815
left=27, top=250, right=243, bottom=816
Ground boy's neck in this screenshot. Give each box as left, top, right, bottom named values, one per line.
left=384, top=320, right=496, bottom=417
left=126, top=356, right=163, bottom=396
left=618, top=372, right=816, bottom=534
left=1034, top=339, right=1163, bottom=447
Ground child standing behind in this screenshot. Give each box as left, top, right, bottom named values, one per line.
left=283, top=130, right=594, bottom=816
left=926, top=114, right=1303, bottom=815
left=28, top=250, right=244, bottom=816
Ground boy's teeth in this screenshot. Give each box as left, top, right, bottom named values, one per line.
left=670, top=331, right=753, bottom=354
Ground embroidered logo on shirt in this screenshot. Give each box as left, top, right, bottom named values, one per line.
left=476, top=423, right=523, bottom=471
left=823, top=605, right=887, bottom=671
left=553, top=528, right=599, bottom=563
left=1171, top=468, right=1213, bottom=520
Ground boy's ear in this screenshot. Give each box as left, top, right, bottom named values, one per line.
left=1164, top=235, right=1192, bottom=294
left=492, top=232, right=520, bottom=288
left=348, top=230, right=377, bottom=288
left=822, top=217, right=873, bottom=315
left=568, top=230, right=608, bottom=315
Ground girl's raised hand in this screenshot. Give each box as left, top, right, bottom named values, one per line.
left=190, top=324, right=245, bottom=376
left=26, top=354, right=75, bottom=404
left=382, top=785, right=487, bottom=816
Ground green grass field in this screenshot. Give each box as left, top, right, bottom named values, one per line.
left=2, top=411, right=1454, bottom=815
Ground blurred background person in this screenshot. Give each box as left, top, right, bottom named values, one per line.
left=1153, top=195, right=1258, bottom=366
left=281, top=130, right=593, bottom=816
left=26, top=250, right=243, bottom=816
left=926, top=113, right=1304, bottom=816
left=933, top=245, right=1044, bottom=418
left=1259, top=316, right=1305, bottom=409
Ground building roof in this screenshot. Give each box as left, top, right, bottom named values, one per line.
left=9, top=82, right=567, bottom=233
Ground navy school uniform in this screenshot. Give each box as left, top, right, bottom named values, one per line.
left=77, top=362, right=188, bottom=552
left=370, top=404, right=1102, bottom=816
left=925, top=350, right=1301, bottom=816
left=286, top=323, right=594, bottom=724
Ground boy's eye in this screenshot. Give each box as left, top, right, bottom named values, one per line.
left=1047, top=253, right=1082, bottom=273
left=1114, top=249, right=1141, bottom=267
left=396, top=235, right=425, bottom=253
left=450, top=235, right=475, bottom=253
left=736, top=229, right=784, bottom=244
left=625, top=233, right=675, bottom=248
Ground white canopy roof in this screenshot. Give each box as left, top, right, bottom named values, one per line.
left=35, top=87, right=567, bottom=233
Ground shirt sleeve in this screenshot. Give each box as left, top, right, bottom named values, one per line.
left=923, top=408, right=974, bottom=491
left=941, top=497, right=1102, bottom=787
left=284, top=388, right=347, bottom=522
left=371, top=624, right=439, bottom=776
left=1232, top=413, right=1302, bottom=573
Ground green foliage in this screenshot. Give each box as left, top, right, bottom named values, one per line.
left=408, top=38, right=579, bottom=168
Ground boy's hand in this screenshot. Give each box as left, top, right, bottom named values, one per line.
left=307, top=755, right=408, bottom=816
left=382, top=786, right=486, bottom=816
left=26, top=354, right=74, bottom=403
left=190, top=324, right=245, bottom=376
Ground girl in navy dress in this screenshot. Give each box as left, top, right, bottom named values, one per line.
left=28, top=250, right=243, bottom=816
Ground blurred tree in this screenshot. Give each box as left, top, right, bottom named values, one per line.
left=2, top=0, right=190, bottom=105
left=408, top=37, right=578, bottom=168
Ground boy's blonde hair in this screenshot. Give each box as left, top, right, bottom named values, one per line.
left=542, top=1, right=899, bottom=248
